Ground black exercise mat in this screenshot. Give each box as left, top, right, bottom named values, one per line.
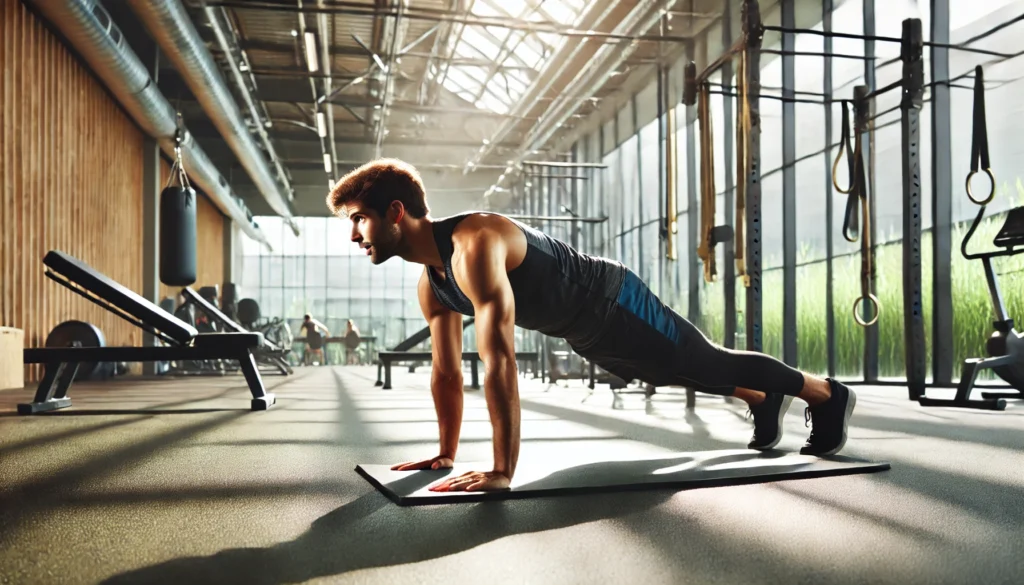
left=356, top=449, right=891, bottom=506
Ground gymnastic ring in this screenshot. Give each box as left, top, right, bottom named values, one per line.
left=966, top=168, right=996, bottom=206
left=853, top=294, right=880, bottom=327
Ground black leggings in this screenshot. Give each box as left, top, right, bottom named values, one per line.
left=572, top=271, right=806, bottom=397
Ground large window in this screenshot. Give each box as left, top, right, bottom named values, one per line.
left=240, top=216, right=424, bottom=351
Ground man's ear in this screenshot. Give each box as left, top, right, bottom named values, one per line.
left=389, top=200, right=406, bottom=223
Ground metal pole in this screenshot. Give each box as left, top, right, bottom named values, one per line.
left=634, top=93, right=645, bottom=283
left=599, top=123, right=607, bottom=257
left=901, top=18, right=927, bottom=398
left=142, top=137, right=161, bottom=375
left=824, top=0, right=837, bottom=377
left=686, top=40, right=701, bottom=325
left=506, top=215, right=608, bottom=223
left=743, top=0, right=763, bottom=353
left=863, top=0, right=879, bottom=381
left=141, top=42, right=161, bottom=375
left=782, top=0, right=798, bottom=366
left=547, top=163, right=555, bottom=237
left=571, top=144, right=581, bottom=250
left=657, top=48, right=666, bottom=298
left=930, top=0, right=954, bottom=386
left=522, top=161, right=609, bottom=169
left=722, top=0, right=738, bottom=350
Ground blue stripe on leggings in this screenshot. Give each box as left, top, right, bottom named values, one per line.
left=616, top=271, right=681, bottom=343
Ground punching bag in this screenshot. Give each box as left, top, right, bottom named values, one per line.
left=160, top=185, right=198, bottom=286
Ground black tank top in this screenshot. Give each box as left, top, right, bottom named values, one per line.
left=426, top=212, right=626, bottom=346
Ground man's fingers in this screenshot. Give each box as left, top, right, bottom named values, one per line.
left=393, top=457, right=455, bottom=471
left=430, top=474, right=476, bottom=492
left=430, top=458, right=453, bottom=469
left=429, top=479, right=456, bottom=492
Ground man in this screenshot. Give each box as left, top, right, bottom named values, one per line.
left=326, top=159, right=857, bottom=493
left=300, top=314, right=330, bottom=366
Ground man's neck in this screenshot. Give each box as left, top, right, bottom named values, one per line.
left=396, top=217, right=443, bottom=268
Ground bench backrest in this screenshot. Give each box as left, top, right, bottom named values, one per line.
left=44, top=251, right=198, bottom=344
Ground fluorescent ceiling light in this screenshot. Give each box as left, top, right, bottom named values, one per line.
left=323, top=153, right=332, bottom=173
left=304, top=31, right=320, bottom=73
left=316, top=111, right=327, bottom=137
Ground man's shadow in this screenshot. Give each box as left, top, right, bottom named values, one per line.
left=100, top=469, right=674, bottom=585
left=379, top=451, right=801, bottom=503
left=101, top=451, right=832, bottom=585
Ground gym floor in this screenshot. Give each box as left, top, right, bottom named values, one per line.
left=1, top=368, right=1021, bottom=585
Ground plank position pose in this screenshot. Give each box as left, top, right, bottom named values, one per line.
left=327, top=159, right=857, bottom=492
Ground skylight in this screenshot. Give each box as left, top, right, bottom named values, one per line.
left=439, top=0, right=589, bottom=115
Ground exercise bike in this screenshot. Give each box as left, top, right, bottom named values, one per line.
left=918, top=66, right=1024, bottom=411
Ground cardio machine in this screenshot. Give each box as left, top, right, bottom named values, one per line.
left=918, top=66, right=1024, bottom=411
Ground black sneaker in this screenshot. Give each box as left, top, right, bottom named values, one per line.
left=747, top=393, right=794, bottom=450
left=800, top=378, right=857, bottom=456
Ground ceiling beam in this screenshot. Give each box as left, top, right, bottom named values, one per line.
left=236, top=38, right=369, bottom=58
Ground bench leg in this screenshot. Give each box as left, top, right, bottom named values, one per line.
left=239, top=351, right=275, bottom=410
left=375, top=361, right=384, bottom=386
left=273, top=357, right=293, bottom=376
left=383, top=361, right=392, bottom=390
left=18, top=362, right=79, bottom=415
left=471, top=359, right=480, bottom=389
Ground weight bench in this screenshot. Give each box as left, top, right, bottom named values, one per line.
left=377, top=351, right=539, bottom=390
left=179, top=287, right=293, bottom=376
left=18, top=251, right=276, bottom=414
left=374, top=318, right=475, bottom=386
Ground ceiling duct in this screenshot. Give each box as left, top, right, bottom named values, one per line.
left=26, top=0, right=271, bottom=248
left=126, top=0, right=300, bottom=236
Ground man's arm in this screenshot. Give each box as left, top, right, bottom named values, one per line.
left=451, top=228, right=520, bottom=480
left=418, top=266, right=465, bottom=461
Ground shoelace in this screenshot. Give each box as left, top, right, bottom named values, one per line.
left=804, top=407, right=812, bottom=428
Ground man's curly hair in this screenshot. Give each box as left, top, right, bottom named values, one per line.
left=326, top=158, right=430, bottom=219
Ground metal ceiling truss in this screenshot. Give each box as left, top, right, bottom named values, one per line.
left=154, top=0, right=721, bottom=218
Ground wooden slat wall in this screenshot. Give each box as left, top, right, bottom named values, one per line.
left=157, top=161, right=226, bottom=303
left=2, top=0, right=144, bottom=382
left=1, top=0, right=227, bottom=382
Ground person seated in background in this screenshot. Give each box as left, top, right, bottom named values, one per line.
left=300, top=314, right=330, bottom=366
left=343, top=319, right=362, bottom=365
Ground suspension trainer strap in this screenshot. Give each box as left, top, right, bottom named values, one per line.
left=832, top=100, right=861, bottom=243
left=697, top=81, right=718, bottom=283
left=966, top=65, right=995, bottom=206
left=851, top=92, right=879, bottom=327
left=735, top=49, right=750, bottom=287
left=832, top=101, right=855, bottom=195
left=962, top=65, right=996, bottom=258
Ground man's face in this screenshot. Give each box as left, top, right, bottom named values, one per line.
left=346, top=202, right=401, bottom=265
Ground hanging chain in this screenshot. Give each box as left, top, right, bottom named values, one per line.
left=165, top=112, right=193, bottom=191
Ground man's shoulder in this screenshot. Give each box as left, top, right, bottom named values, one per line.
left=450, top=214, right=512, bottom=249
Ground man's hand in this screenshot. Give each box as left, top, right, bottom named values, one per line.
left=390, top=455, right=454, bottom=471
left=428, top=470, right=511, bottom=492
